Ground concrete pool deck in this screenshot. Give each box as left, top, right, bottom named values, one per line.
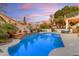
left=0, top=33, right=79, bottom=56
left=0, top=39, right=20, bottom=56
left=49, top=33, right=79, bottom=56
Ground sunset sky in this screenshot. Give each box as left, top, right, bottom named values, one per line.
left=1, top=3, right=79, bottom=23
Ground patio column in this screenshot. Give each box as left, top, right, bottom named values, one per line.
left=64, top=16, right=69, bottom=29
left=65, top=19, right=69, bottom=29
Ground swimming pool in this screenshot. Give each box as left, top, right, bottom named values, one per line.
left=8, top=32, right=64, bottom=56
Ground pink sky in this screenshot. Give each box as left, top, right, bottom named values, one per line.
left=3, top=3, right=79, bottom=22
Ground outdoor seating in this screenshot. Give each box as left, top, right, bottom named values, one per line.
left=61, top=29, right=70, bottom=33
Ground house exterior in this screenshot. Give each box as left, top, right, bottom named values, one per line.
left=65, top=17, right=79, bottom=33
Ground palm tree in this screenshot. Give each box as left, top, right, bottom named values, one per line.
left=49, top=15, right=56, bottom=32
left=23, top=16, right=27, bottom=25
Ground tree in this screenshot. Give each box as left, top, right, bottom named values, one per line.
left=54, top=16, right=65, bottom=28
left=2, top=23, right=18, bottom=37
left=0, top=25, right=9, bottom=43
left=0, top=27, right=9, bottom=39
left=0, top=23, right=18, bottom=43
left=54, top=10, right=64, bottom=18
left=40, top=22, right=50, bottom=29
left=54, top=6, right=79, bottom=28
left=54, top=6, right=79, bottom=18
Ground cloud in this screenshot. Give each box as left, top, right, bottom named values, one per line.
left=18, top=3, right=57, bottom=22
left=19, top=4, right=33, bottom=10
left=19, top=3, right=57, bottom=16
left=19, top=3, right=56, bottom=10
left=25, top=13, right=51, bottom=18
left=73, top=3, right=79, bottom=6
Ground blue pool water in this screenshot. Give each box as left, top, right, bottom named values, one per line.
left=8, top=32, right=64, bottom=56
